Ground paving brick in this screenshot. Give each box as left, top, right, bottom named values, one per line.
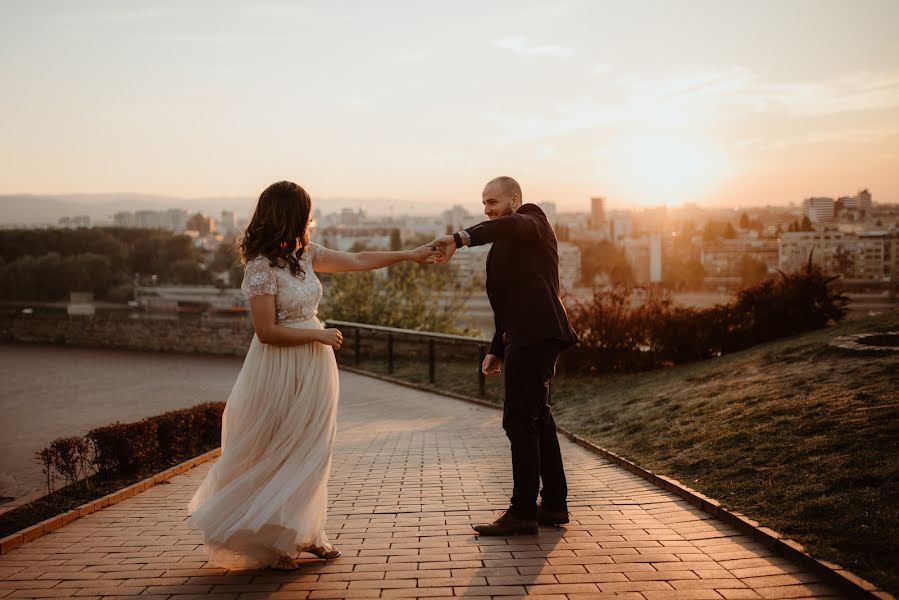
left=307, top=591, right=380, bottom=599
left=718, top=590, right=764, bottom=599
left=643, top=591, right=725, bottom=599
left=754, top=584, right=840, bottom=598
left=451, top=585, right=526, bottom=595
left=236, top=592, right=310, bottom=600
left=742, top=573, right=820, bottom=588
left=380, top=588, right=453, bottom=598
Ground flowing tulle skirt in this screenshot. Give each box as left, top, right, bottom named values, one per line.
left=187, top=318, right=339, bottom=569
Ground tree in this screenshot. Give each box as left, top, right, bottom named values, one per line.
left=739, top=213, right=750, bottom=229
left=129, top=235, right=163, bottom=275
left=801, top=216, right=814, bottom=231
left=228, top=263, right=245, bottom=288
left=320, top=262, right=476, bottom=334
left=739, top=256, right=769, bottom=288
left=662, top=258, right=705, bottom=291
left=575, top=240, right=634, bottom=286
left=170, top=259, right=210, bottom=285
left=723, top=222, right=737, bottom=239
left=349, top=240, right=372, bottom=253
left=211, top=238, right=240, bottom=273
left=61, top=253, right=113, bottom=296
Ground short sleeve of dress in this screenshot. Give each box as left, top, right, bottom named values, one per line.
left=241, top=257, right=278, bottom=298
left=305, top=242, right=325, bottom=268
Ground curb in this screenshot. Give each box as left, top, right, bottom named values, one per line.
left=0, top=447, right=221, bottom=555
left=339, top=364, right=892, bottom=600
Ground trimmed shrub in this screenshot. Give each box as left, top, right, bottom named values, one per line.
left=154, top=409, right=197, bottom=463
left=34, top=401, right=225, bottom=497
left=192, top=402, right=226, bottom=448
left=88, top=419, right=159, bottom=475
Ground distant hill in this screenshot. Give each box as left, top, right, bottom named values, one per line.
left=0, top=194, right=455, bottom=225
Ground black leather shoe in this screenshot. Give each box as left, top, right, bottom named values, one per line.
left=537, top=504, right=569, bottom=526
left=472, top=510, right=538, bottom=536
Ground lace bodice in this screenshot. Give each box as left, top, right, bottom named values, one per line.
left=241, top=243, right=324, bottom=323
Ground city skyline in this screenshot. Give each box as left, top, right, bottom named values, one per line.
left=1, top=1, right=898, bottom=210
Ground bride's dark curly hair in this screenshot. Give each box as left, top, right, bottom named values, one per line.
left=239, top=181, right=312, bottom=277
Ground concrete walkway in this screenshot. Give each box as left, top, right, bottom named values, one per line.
left=0, top=371, right=841, bottom=599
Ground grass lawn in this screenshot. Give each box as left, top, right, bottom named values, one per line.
left=341, top=308, right=899, bottom=594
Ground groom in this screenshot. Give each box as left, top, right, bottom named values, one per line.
left=431, top=176, right=578, bottom=535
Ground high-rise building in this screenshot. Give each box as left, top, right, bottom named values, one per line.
left=135, top=210, right=165, bottom=229
left=701, top=239, right=779, bottom=290
left=858, top=189, right=873, bottom=211
left=556, top=241, right=581, bottom=289
left=339, top=208, right=364, bottom=227
left=442, top=205, right=474, bottom=231
left=621, top=234, right=662, bottom=283
left=779, top=230, right=895, bottom=281
left=220, top=210, right=236, bottom=234
left=165, top=209, right=187, bottom=232
left=608, top=214, right=632, bottom=243
left=803, top=197, right=835, bottom=223
left=186, top=213, right=214, bottom=237
left=590, top=197, right=605, bottom=229
left=538, top=202, right=558, bottom=224
left=113, top=212, right=135, bottom=227
left=57, top=215, right=91, bottom=229
left=837, top=189, right=874, bottom=214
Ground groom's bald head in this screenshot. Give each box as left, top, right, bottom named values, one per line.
left=482, top=176, right=522, bottom=219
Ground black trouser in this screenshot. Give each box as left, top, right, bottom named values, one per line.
left=502, top=339, right=568, bottom=520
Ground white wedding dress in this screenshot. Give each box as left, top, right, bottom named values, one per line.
left=187, top=243, right=339, bottom=569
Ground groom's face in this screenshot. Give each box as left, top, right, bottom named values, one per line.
left=482, top=182, right=519, bottom=220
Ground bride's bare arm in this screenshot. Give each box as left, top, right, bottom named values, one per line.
left=312, top=244, right=438, bottom=273
left=249, top=295, right=342, bottom=348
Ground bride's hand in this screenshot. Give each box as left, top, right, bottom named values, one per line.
left=317, top=328, right=343, bottom=349
left=409, top=244, right=442, bottom=264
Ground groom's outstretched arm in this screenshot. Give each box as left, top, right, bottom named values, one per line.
left=431, top=211, right=544, bottom=262
left=465, top=211, right=544, bottom=246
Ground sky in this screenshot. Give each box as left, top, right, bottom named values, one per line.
left=1, top=0, right=898, bottom=212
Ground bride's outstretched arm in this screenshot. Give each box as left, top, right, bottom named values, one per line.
left=312, top=244, right=439, bottom=273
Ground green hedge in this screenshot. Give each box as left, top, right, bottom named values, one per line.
left=34, top=402, right=225, bottom=495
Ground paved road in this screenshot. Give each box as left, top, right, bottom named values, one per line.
left=0, top=371, right=841, bottom=598
left=0, top=344, right=243, bottom=500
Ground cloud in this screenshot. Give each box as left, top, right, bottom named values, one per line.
left=492, top=36, right=576, bottom=59
left=752, top=126, right=899, bottom=150
left=482, top=66, right=899, bottom=146
left=645, top=66, right=899, bottom=116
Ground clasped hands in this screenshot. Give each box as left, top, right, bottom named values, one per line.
left=408, top=235, right=459, bottom=265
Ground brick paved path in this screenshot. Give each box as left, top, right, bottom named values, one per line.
left=0, top=372, right=841, bottom=599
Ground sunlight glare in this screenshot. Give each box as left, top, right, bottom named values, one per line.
left=610, top=133, right=734, bottom=204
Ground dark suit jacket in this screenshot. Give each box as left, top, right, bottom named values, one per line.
left=464, top=203, right=578, bottom=356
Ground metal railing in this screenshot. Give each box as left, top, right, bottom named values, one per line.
left=324, top=320, right=492, bottom=396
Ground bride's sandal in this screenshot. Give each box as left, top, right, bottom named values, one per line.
left=270, top=555, right=300, bottom=570
left=302, top=544, right=341, bottom=559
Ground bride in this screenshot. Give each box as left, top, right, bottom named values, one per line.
left=187, top=180, right=438, bottom=570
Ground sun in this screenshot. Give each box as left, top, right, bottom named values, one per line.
left=610, top=132, right=733, bottom=204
